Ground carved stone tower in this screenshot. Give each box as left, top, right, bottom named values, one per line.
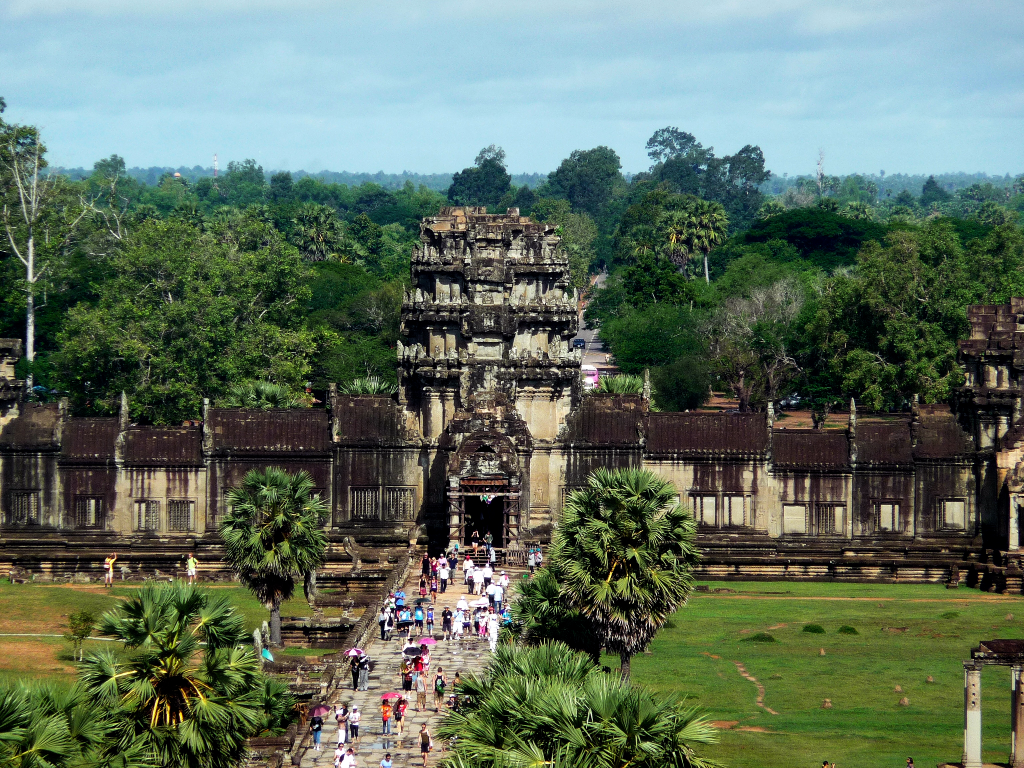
left=397, top=206, right=580, bottom=440
left=397, top=206, right=580, bottom=548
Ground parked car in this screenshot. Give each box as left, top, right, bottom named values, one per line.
left=572, top=338, right=587, bottom=350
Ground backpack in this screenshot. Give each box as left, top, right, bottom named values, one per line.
left=435, top=675, right=446, bottom=693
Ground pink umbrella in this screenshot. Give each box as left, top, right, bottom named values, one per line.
left=418, top=637, right=437, bottom=646
left=345, top=647, right=364, bottom=657
left=309, top=703, right=332, bottom=717
left=381, top=692, right=402, bottom=700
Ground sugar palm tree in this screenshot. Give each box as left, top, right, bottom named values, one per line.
left=661, top=210, right=692, bottom=271
left=221, top=467, right=329, bottom=646
left=0, top=682, right=151, bottom=768
left=680, top=199, right=729, bottom=284
left=554, top=467, right=699, bottom=681
left=222, top=380, right=309, bottom=409
left=291, top=202, right=348, bottom=262
left=510, top=568, right=602, bottom=661
left=439, top=642, right=717, bottom=768
left=78, top=583, right=291, bottom=768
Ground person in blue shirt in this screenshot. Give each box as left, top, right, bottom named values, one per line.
left=380, top=753, right=393, bottom=768
left=395, top=589, right=405, bottom=608
left=414, top=605, right=425, bottom=631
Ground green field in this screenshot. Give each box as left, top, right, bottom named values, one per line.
left=0, top=581, right=326, bottom=683
left=630, top=581, right=1024, bottom=768
left=7, top=578, right=1024, bottom=767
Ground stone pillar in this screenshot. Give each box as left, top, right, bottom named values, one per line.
left=964, top=661, right=983, bottom=768
left=1012, top=497, right=1022, bottom=552
left=1013, top=665, right=1024, bottom=768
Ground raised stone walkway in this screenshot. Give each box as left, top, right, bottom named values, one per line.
left=297, top=560, right=524, bottom=768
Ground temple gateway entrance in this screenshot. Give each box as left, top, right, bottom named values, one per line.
left=447, top=476, right=521, bottom=551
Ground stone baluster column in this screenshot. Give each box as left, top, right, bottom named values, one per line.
left=1011, top=497, right=1022, bottom=552
left=964, top=661, right=983, bottom=768
left=1013, top=665, right=1024, bottom=768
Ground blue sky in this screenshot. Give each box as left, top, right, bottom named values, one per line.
left=0, top=0, right=1021, bottom=176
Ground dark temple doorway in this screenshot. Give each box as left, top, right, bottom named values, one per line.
left=464, top=494, right=505, bottom=549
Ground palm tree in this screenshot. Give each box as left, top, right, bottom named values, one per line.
left=222, top=380, right=310, bottom=409
left=438, top=642, right=717, bottom=768
left=510, top=568, right=602, bottom=661
left=680, top=199, right=729, bottom=284
left=220, top=467, right=329, bottom=646
left=291, top=202, right=347, bottom=262
left=0, top=683, right=151, bottom=768
left=554, top=467, right=699, bottom=681
left=78, top=583, right=293, bottom=768
left=339, top=376, right=398, bottom=396
left=660, top=210, right=692, bottom=271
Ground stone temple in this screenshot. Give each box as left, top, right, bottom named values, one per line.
left=0, top=207, right=1021, bottom=586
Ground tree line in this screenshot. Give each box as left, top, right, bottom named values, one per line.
left=3, top=92, right=1023, bottom=422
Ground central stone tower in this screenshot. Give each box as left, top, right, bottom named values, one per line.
left=397, top=206, right=580, bottom=548
left=397, top=206, right=580, bottom=440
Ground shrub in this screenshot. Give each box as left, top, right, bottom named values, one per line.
left=803, top=624, right=826, bottom=634
left=838, top=625, right=859, bottom=635
left=940, top=611, right=960, bottom=620
left=741, top=632, right=777, bottom=643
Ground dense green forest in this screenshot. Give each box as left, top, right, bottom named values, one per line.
left=2, top=98, right=1023, bottom=424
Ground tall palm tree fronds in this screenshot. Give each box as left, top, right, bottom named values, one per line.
left=222, top=380, right=310, bottom=409
left=439, top=642, right=718, bottom=768
left=220, top=467, right=329, bottom=645
left=78, top=583, right=293, bottom=768
left=0, top=682, right=155, bottom=768
left=679, top=199, right=729, bottom=284
left=291, top=202, right=350, bottom=262
left=553, top=467, right=699, bottom=681
left=510, top=568, right=602, bottom=661
left=339, top=376, right=398, bottom=396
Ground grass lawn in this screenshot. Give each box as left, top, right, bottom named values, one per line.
left=630, top=581, right=1024, bottom=768
left=0, top=580, right=336, bottom=685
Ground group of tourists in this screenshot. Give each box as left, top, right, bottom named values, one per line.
left=310, top=537, right=547, bottom=768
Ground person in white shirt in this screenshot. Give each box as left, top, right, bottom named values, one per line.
left=499, top=571, right=509, bottom=588
left=481, top=564, right=493, bottom=588
left=493, top=583, right=505, bottom=612
left=456, top=595, right=469, bottom=612
left=349, top=707, right=361, bottom=739
left=472, top=567, right=485, bottom=595
left=487, top=609, right=500, bottom=652
left=438, top=563, right=450, bottom=593
left=485, top=581, right=497, bottom=608
left=453, top=608, right=465, bottom=639
left=339, top=747, right=357, bottom=768
left=462, top=556, right=474, bottom=586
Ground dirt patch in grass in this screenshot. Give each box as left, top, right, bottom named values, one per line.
left=0, top=638, right=77, bottom=679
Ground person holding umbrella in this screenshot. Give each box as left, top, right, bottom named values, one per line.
left=380, top=699, right=393, bottom=735
left=309, top=711, right=324, bottom=751
left=414, top=603, right=425, bottom=633
left=349, top=652, right=360, bottom=690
